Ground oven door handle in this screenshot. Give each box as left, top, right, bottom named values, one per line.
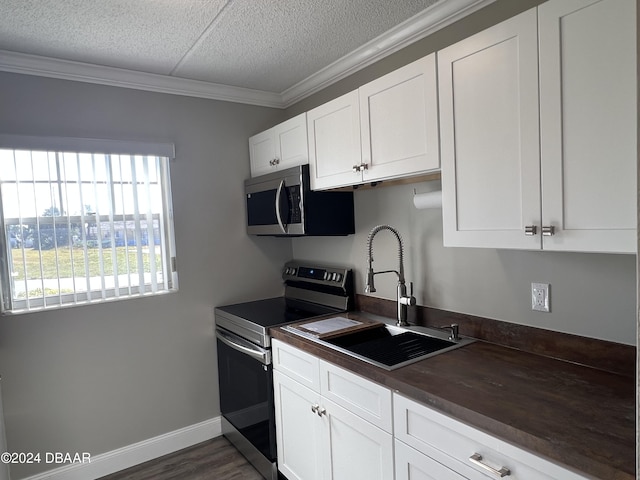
left=216, top=328, right=271, bottom=365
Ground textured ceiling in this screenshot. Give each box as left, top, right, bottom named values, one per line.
left=0, top=0, right=441, bottom=93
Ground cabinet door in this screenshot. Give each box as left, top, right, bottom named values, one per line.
left=321, top=397, right=393, bottom=480
left=538, top=0, right=636, bottom=253
left=274, top=371, right=323, bottom=480
left=395, top=440, right=469, bottom=480
left=274, top=113, right=309, bottom=171
left=439, top=8, right=541, bottom=249
left=319, top=359, right=392, bottom=432
left=360, top=54, right=440, bottom=183
left=308, top=90, right=363, bottom=190
left=249, top=128, right=277, bottom=177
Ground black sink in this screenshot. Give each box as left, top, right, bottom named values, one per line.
left=285, top=322, right=474, bottom=370
left=327, top=328, right=456, bottom=367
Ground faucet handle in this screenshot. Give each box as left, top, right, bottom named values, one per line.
left=399, top=282, right=416, bottom=306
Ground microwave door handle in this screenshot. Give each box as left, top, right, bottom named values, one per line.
left=275, top=179, right=288, bottom=234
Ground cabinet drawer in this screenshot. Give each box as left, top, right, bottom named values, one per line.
left=320, top=360, right=392, bottom=432
left=272, top=339, right=320, bottom=391
left=395, top=439, right=468, bottom=480
left=394, top=394, right=590, bottom=480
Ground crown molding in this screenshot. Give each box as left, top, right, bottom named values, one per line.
left=0, top=0, right=494, bottom=109
left=280, top=0, right=496, bottom=107
left=0, top=50, right=284, bottom=108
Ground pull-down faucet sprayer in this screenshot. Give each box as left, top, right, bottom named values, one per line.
left=365, top=225, right=416, bottom=326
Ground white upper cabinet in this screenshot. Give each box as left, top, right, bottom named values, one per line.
left=439, top=8, right=542, bottom=250
left=538, top=0, right=637, bottom=253
left=439, top=0, right=636, bottom=253
left=249, top=112, right=308, bottom=177
left=359, top=55, right=440, bottom=183
left=307, top=90, right=363, bottom=190
left=308, top=55, right=439, bottom=190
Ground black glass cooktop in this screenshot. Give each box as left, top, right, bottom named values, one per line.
left=216, top=296, right=341, bottom=328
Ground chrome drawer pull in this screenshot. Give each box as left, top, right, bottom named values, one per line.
left=311, top=404, right=319, bottom=414
left=469, top=453, right=511, bottom=477
left=524, top=225, right=537, bottom=236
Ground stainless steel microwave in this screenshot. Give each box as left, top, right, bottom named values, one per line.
left=244, top=165, right=355, bottom=236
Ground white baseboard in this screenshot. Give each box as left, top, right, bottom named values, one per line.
left=22, top=417, right=222, bottom=480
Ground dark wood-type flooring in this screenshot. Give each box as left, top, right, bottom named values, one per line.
left=98, top=437, right=265, bottom=480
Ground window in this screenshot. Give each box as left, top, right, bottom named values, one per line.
left=0, top=135, right=178, bottom=313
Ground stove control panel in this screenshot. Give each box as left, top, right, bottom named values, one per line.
left=282, top=262, right=350, bottom=287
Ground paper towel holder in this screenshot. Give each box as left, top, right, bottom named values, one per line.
left=412, top=188, right=443, bottom=209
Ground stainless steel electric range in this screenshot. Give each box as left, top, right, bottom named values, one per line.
left=214, top=260, right=354, bottom=480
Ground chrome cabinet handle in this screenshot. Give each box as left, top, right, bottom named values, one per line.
left=524, top=225, right=537, bottom=236
left=360, top=162, right=369, bottom=170
left=542, top=225, right=555, bottom=236
left=353, top=164, right=361, bottom=172
left=310, top=404, right=326, bottom=416
left=469, top=453, right=511, bottom=477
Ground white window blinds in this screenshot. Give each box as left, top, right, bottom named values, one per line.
left=0, top=136, right=177, bottom=313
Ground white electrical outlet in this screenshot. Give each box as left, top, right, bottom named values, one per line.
left=531, top=283, right=550, bottom=312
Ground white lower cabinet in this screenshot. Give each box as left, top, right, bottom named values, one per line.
left=272, top=339, right=393, bottom=480
left=274, top=371, right=324, bottom=480
left=322, top=397, right=393, bottom=480
left=273, top=340, right=591, bottom=480
left=395, top=440, right=468, bottom=480
left=393, top=393, right=590, bottom=480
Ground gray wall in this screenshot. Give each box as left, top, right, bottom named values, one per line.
left=292, top=181, right=637, bottom=344
left=0, top=72, right=290, bottom=478
left=287, top=0, right=546, bottom=116
left=289, top=0, right=637, bottom=346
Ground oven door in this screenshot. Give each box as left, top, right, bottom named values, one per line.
left=216, top=327, right=277, bottom=462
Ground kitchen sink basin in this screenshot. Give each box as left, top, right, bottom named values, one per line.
left=286, top=322, right=474, bottom=370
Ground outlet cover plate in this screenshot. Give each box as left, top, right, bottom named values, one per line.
left=531, top=283, right=550, bottom=312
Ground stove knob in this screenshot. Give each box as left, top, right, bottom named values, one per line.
left=323, top=272, right=330, bottom=280
left=336, top=273, right=342, bottom=282
left=332, top=273, right=338, bottom=281
left=291, top=268, right=297, bottom=276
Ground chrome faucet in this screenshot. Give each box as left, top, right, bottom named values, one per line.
left=364, top=225, right=416, bottom=327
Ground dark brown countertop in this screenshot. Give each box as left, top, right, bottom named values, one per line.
left=270, top=311, right=635, bottom=480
